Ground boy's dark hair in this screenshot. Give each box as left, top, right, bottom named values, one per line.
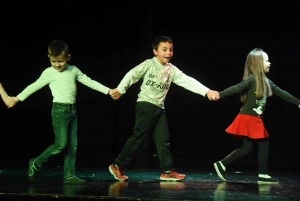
left=48, top=40, right=69, bottom=57
left=152, top=36, right=173, bottom=50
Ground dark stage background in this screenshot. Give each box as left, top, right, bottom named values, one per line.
left=1, top=1, right=300, bottom=171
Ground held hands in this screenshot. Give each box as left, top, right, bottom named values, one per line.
left=206, top=90, right=220, bottom=101
left=1, top=95, right=18, bottom=108
left=109, top=89, right=121, bottom=100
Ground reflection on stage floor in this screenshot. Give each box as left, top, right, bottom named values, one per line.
left=0, top=159, right=299, bottom=201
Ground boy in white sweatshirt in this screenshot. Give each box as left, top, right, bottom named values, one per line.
left=109, top=36, right=219, bottom=181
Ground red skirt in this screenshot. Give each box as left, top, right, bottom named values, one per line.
left=225, top=114, right=269, bottom=139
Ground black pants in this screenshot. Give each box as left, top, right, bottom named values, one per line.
left=221, top=137, right=269, bottom=174
left=114, top=102, right=173, bottom=172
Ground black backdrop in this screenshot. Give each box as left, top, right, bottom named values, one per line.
left=1, top=1, right=299, bottom=170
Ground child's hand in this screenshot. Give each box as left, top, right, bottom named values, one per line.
left=109, top=89, right=121, bottom=100
left=206, top=90, right=219, bottom=101
left=1, top=95, right=17, bottom=108
left=214, top=91, right=220, bottom=100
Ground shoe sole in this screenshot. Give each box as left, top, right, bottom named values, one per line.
left=160, top=177, right=185, bottom=181
left=258, top=181, right=279, bottom=184
left=214, top=163, right=226, bottom=181
left=108, top=166, right=128, bottom=181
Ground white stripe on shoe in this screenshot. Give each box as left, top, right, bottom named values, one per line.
left=214, top=162, right=226, bottom=181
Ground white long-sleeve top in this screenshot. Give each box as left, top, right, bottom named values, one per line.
left=117, top=57, right=210, bottom=108
left=17, top=65, right=110, bottom=104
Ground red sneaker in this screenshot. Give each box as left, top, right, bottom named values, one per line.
left=160, top=169, right=186, bottom=181
left=108, top=164, right=129, bottom=181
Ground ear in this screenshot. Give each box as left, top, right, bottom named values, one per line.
left=47, top=55, right=50, bottom=58
left=67, top=54, right=71, bottom=61
left=153, top=49, right=158, bottom=56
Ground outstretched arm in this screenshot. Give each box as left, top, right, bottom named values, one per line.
left=271, top=82, right=300, bottom=107
left=0, top=82, right=17, bottom=108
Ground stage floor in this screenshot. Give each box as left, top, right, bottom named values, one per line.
left=0, top=160, right=300, bottom=201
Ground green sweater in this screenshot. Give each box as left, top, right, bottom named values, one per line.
left=17, top=65, right=110, bottom=104
left=220, top=75, right=300, bottom=117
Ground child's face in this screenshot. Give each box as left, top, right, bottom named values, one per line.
left=262, top=52, right=271, bottom=73
left=153, top=42, right=173, bottom=65
left=48, top=54, right=71, bottom=72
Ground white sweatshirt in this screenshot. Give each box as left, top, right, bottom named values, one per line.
left=117, top=57, right=210, bottom=108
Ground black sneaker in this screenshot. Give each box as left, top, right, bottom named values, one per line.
left=214, top=161, right=227, bottom=181
left=258, top=177, right=279, bottom=184
left=28, top=158, right=39, bottom=182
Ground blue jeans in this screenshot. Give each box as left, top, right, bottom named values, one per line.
left=35, top=103, right=78, bottom=178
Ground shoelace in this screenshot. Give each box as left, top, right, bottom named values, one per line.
left=114, top=165, right=125, bottom=176
left=119, top=168, right=125, bottom=175
left=29, top=165, right=38, bottom=176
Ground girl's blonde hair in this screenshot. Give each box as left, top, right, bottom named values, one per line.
left=240, top=48, right=272, bottom=103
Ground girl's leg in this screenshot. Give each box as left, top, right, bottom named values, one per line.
left=221, top=137, right=254, bottom=167
left=214, top=137, right=254, bottom=181
left=256, top=138, right=269, bottom=174
left=256, top=139, right=278, bottom=183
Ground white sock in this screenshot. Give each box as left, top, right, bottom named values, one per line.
left=259, top=174, right=271, bottom=178
left=219, top=161, right=226, bottom=171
